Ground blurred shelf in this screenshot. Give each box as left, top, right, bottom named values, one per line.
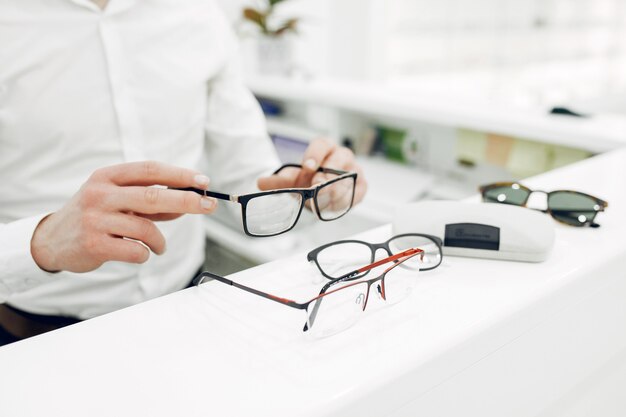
left=248, top=75, right=626, bottom=153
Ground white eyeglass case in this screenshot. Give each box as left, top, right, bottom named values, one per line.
left=392, top=200, right=555, bottom=262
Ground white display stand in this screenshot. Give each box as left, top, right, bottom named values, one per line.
left=1, top=149, right=625, bottom=417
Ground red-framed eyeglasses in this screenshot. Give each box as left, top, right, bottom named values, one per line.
left=193, top=247, right=424, bottom=337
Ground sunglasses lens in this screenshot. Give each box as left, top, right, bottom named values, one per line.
left=548, top=192, right=601, bottom=226
left=482, top=184, right=529, bottom=206
left=315, top=242, right=373, bottom=279
left=388, top=235, right=441, bottom=270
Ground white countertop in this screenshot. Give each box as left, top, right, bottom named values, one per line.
left=1, top=149, right=626, bottom=416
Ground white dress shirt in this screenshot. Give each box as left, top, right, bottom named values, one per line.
left=0, top=0, right=280, bottom=318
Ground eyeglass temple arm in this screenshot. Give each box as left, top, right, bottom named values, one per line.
left=193, top=272, right=305, bottom=310
left=173, top=187, right=233, bottom=202
left=272, top=163, right=350, bottom=176
left=304, top=248, right=423, bottom=332
left=359, top=248, right=422, bottom=274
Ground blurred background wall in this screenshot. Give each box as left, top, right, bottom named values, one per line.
left=218, top=0, right=626, bottom=110
left=205, top=0, right=626, bottom=273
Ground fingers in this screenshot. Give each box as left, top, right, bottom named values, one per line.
left=258, top=138, right=368, bottom=210
left=257, top=174, right=295, bottom=190
left=104, top=237, right=151, bottom=265
left=296, top=138, right=337, bottom=188
left=302, top=138, right=337, bottom=170
left=106, top=213, right=167, bottom=255
left=258, top=164, right=299, bottom=190
left=317, top=145, right=368, bottom=205
left=320, top=146, right=354, bottom=172
left=95, top=161, right=210, bottom=189
left=107, top=187, right=218, bottom=215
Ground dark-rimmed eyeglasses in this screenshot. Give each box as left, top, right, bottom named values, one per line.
left=479, top=182, right=608, bottom=228
left=307, top=233, right=443, bottom=280
left=193, top=247, right=423, bottom=337
left=179, top=164, right=357, bottom=237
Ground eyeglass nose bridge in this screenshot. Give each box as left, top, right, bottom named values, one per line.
left=526, top=189, right=550, bottom=211
left=300, top=188, right=322, bottom=220
left=373, top=245, right=394, bottom=261
left=301, top=188, right=317, bottom=200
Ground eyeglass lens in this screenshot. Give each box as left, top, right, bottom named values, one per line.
left=379, top=261, right=415, bottom=305
left=305, top=281, right=368, bottom=338
left=243, top=169, right=355, bottom=236
left=388, top=235, right=442, bottom=270
left=548, top=191, right=600, bottom=226
left=315, top=242, right=374, bottom=279
left=315, top=175, right=355, bottom=221
left=245, top=192, right=303, bottom=236
left=305, top=259, right=417, bottom=338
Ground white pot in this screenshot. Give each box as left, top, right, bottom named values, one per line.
left=255, top=36, right=293, bottom=76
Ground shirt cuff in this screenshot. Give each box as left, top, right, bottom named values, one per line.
left=0, top=214, right=56, bottom=297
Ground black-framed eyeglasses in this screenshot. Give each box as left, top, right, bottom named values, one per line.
left=179, top=164, right=357, bottom=237
left=307, top=233, right=443, bottom=280
left=193, top=247, right=424, bottom=337
left=479, top=182, right=608, bottom=228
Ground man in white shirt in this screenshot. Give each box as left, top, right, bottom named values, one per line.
left=0, top=0, right=366, bottom=345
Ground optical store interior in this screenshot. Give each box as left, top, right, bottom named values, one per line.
left=1, top=0, right=626, bottom=416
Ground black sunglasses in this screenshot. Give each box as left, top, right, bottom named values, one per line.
left=479, top=182, right=608, bottom=228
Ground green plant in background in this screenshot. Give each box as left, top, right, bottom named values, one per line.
left=243, top=0, right=298, bottom=37
left=378, top=126, right=409, bottom=163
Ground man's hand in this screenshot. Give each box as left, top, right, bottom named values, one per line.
left=257, top=138, right=367, bottom=205
left=30, top=161, right=217, bottom=273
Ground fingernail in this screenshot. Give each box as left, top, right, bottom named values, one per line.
left=304, top=158, right=318, bottom=171
left=201, top=197, right=216, bottom=211
left=194, top=174, right=210, bottom=188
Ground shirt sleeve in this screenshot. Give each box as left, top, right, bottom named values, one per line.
left=0, top=214, right=56, bottom=303
left=202, top=7, right=281, bottom=194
